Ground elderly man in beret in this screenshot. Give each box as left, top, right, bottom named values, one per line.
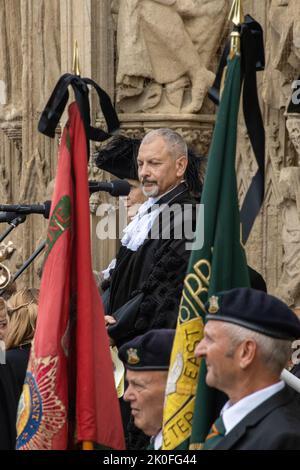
left=118, top=329, right=175, bottom=450
left=195, top=287, right=300, bottom=450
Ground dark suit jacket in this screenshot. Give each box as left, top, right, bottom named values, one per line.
left=0, top=361, right=20, bottom=449
left=215, top=385, right=300, bottom=450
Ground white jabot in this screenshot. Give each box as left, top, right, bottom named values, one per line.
left=121, top=183, right=185, bottom=252
left=101, top=197, right=160, bottom=278
left=121, top=197, right=160, bottom=252
left=221, top=381, right=285, bottom=435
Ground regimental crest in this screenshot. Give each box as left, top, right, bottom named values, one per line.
left=127, top=348, right=140, bottom=365
left=208, top=295, right=220, bottom=314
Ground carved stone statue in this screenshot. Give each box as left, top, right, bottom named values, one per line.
left=276, top=167, right=300, bottom=308
left=286, top=115, right=300, bottom=166
left=0, top=0, right=22, bottom=120
left=267, top=121, right=283, bottom=177
left=275, top=115, right=300, bottom=307
left=112, top=0, right=229, bottom=114
left=263, top=0, right=300, bottom=110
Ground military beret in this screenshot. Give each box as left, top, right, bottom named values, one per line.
left=118, top=329, right=175, bottom=371
left=206, top=288, right=300, bottom=340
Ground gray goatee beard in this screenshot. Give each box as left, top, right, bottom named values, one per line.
left=142, top=182, right=159, bottom=197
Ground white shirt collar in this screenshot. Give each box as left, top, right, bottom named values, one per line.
left=121, top=198, right=160, bottom=251
left=154, top=430, right=163, bottom=450
left=221, top=381, right=285, bottom=435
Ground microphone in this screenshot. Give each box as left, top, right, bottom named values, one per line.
left=0, top=212, right=23, bottom=223
left=89, top=179, right=130, bottom=197
left=0, top=180, right=129, bottom=222
left=0, top=201, right=51, bottom=219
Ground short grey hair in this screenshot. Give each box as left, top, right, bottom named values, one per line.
left=141, top=128, right=188, bottom=160
left=221, top=322, right=292, bottom=376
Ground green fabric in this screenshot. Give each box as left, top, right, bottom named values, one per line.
left=202, top=416, right=226, bottom=450
left=189, top=53, right=250, bottom=448
left=147, top=440, right=155, bottom=451
left=162, top=54, right=250, bottom=450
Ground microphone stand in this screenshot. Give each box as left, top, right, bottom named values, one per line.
left=0, top=215, right=27, bottom=244
left=0, top=240, right=46, bottom=296
left=0, top=181, right=129, bottom=294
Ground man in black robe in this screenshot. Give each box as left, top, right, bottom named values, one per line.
left=100, top=129, right=198, bottom=348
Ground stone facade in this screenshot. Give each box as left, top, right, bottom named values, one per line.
left=0, top=0, right=300, bottom=311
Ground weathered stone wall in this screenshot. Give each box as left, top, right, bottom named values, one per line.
left=0, top=0, right=299, bottom=311
left=0, top=0, right=116, bottom=287
left=243, top=0, right=300, bottom=313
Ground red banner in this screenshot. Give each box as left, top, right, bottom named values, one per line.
left=16, top=102, right=125, bottom=450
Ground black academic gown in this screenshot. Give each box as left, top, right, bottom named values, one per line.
left=215, top=385, right=300, bottom=450
left=107, top=182, right=197, bottom=348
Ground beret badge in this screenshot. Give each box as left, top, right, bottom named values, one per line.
left=127, top=348, right=140, bottom=365
left=208, top=295, right=220, bottom=314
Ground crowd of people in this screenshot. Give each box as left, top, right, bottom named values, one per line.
left=1, top=128, right=300, bottom=450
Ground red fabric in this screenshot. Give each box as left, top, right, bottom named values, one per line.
left=22, top=102, right=124, bottom=450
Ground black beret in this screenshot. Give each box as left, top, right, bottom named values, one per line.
left=118, top=329, right=175, bottom=371
left=206, top=288, right=300, bottom=340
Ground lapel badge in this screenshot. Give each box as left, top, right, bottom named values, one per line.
left=208, top=295, right=219, bottom=314
left=127, top=348, right=140, bottom=365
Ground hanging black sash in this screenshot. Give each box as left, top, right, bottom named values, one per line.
left=38, top=73, right=120, bottom=157
left=209, top=15, right=265, bottom=244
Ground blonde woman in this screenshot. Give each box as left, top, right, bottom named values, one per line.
left=5, top=288, right=39, bottom=390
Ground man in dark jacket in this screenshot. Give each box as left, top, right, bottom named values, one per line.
left=119, top=329, right=175, bottom=450
left=100, top=129, right=199, bottom=348
left=0, top=360, right=20, bottom=449
left=195, top=287, right=300, bottom=450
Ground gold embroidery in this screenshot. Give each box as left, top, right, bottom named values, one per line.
left=208, top=295, right=219, bottom=314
